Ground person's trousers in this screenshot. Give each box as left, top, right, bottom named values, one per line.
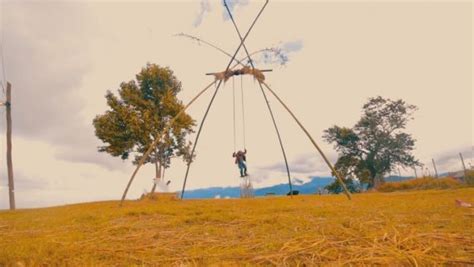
left=238, top=161, right=247, bottom=176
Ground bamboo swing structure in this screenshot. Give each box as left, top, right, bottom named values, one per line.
left=119, top=0, right=351, bottom=206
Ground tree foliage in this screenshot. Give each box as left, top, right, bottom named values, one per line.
left=93, top=63, right=195, bottom=172
left=325, top=177, right=361, bottom=194
left=323, top=96, right=420, bottom=190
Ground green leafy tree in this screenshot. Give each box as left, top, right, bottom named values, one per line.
left=93, top=63, right=195, bottom=192
left=325, top=177, right=360, bottom=194
left=323, top=96, right=420, bottom=191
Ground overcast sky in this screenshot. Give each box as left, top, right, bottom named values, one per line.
left=0, top=0, right=472, bottom=209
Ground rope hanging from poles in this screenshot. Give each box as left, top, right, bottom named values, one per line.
left=179, top=0, right=269, bottom=200
left=232, top=75, right=247, bottom=151
left=232, top=77, right=236, bottom=152
left=223, top=0, right=294, bottom=196
left=241, top=75, right=246, bottom=149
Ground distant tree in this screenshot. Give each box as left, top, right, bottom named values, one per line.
left=323, top=96, right=420, bottom=191
left=93, top=63, right=195, bottom=192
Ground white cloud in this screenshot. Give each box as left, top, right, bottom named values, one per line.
left=258, top=152, right=336, bottom=176
left=222, top=0, right=249, bottom=21
left=430, top=146, right=473, bottom=174
left=194, top=0, right=212, bottom=27
left=282, top=40, right=303, bottom=53
left=193, top=0, right=249, bottom=27
left=259, top=40, right=304, bottom=66
left=292, top=178, right=304, bottom=185
left=0, top=137, right=134, bottom=209
left=1, top=2, right=127, bottom=172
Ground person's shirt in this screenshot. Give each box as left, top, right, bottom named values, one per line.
left=233, top=150, right=247, bottom=164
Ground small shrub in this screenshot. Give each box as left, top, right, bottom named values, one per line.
left=464, top=170, right=474, bottom=186
left=139, top=192, right=178, bottom=201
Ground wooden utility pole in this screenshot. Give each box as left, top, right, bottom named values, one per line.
left=413, top=167, right=418, bottom=178
left=432, top=158, right=438, bottom=178
left=459, top=153, right=467, bottom=178
left=6, top=82, right=14, bottom=210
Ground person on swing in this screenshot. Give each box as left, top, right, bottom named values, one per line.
left=232, top=149, right=248, bottom=177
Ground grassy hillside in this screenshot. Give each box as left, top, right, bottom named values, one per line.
left=377, top=177, right=462, bottom=192
left=1, top=188, right=473, bottom=266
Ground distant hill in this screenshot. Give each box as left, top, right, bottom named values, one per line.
left=182, top=177, right=335, bottom=199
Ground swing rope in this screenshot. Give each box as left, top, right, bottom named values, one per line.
left=241, top=75, right=246, bottom=149
left=232, top=75, right=247, bottom=151
left=232, top=77, right=236, bottom=152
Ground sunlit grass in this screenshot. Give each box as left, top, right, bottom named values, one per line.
left=1, top=188, right=473, bottom=265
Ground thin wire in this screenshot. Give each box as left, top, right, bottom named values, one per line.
left=175, top=33, right=277, bottom=71
left=240, top=75, right=246, bottom=149
left=175, top=33, right=246, bottom=67
left=232, top=76, right=236, bottom=152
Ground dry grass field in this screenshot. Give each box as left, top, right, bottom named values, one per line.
left=1, top=188, right=473, bottom=266
left=377, top=177, right=463, bottom=192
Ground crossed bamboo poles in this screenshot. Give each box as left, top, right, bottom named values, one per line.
left=119, top=0, right=351, bottom=206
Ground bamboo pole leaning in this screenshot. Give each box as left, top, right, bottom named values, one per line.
left=261, top=82, right=352, bottom=200
left=119, top=80, right=216, bottom=206
left=6, top=82, right=15, bottom=209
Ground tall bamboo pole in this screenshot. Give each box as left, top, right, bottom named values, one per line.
left=459, top=153, right=467, bottom=179
left=262, top=82, right=352, bottom=200
left=432, top=158, right=439, bottom=178
left=6, top=82, right=15, bottom=210
left=120, top=81, right=215, bottom=206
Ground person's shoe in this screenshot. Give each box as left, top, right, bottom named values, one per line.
left=240, top=175, right=245, bottom=178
